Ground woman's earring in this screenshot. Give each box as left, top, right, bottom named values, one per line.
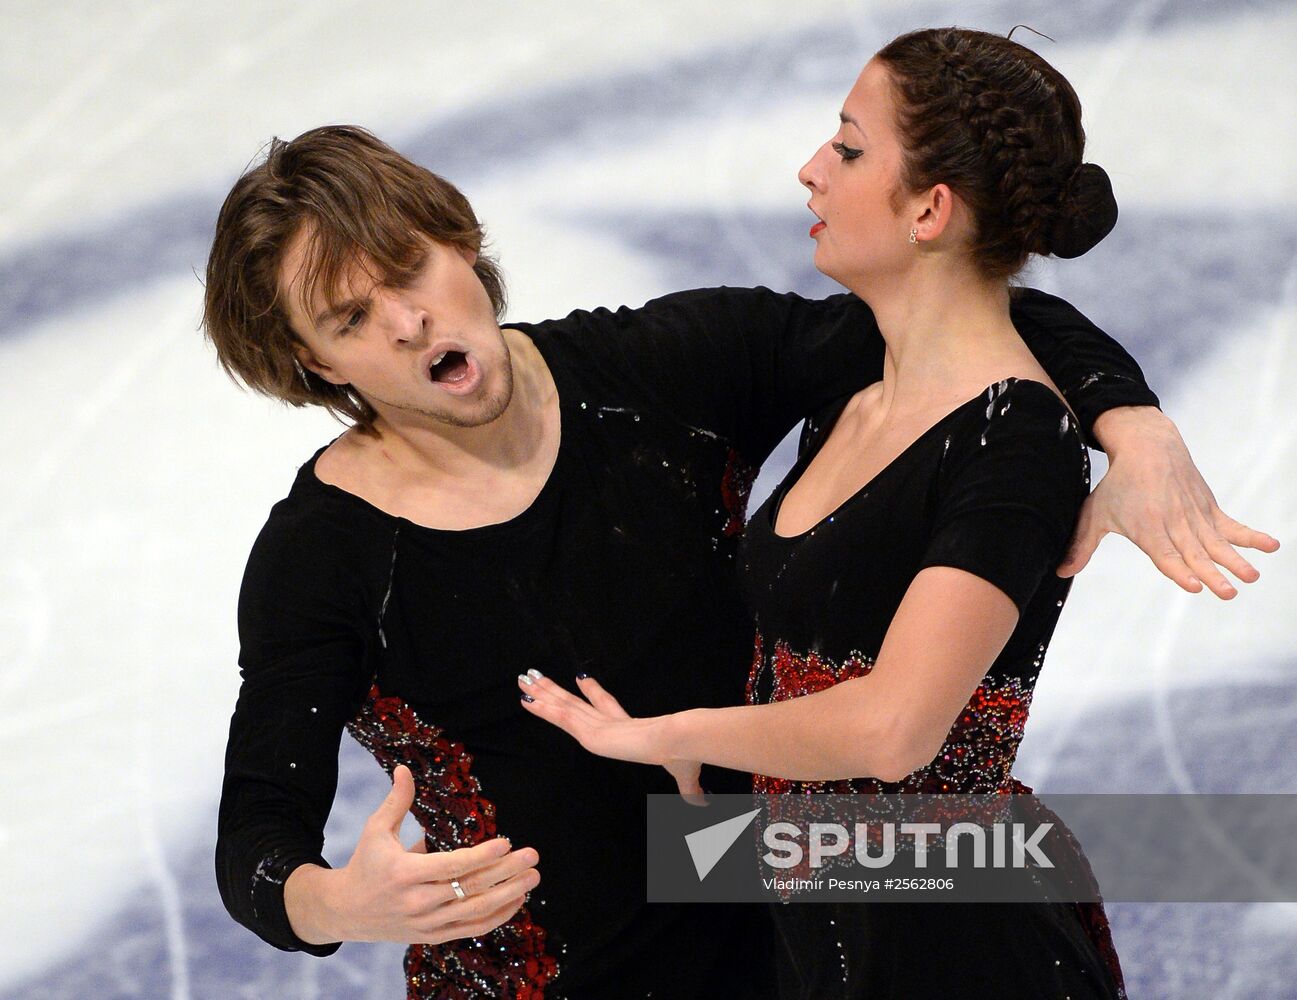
left=908, top=229, right=918, bottom=245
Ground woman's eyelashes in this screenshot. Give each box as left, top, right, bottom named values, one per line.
left=831, top=140, right=863, bottom=161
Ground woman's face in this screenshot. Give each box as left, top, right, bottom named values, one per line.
left=798, top=58, right=915, bottom=293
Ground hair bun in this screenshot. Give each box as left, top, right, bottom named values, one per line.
left=1047, top=163, right=1118, bottom=259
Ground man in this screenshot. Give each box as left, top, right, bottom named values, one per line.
left=204, top=125, right=1274, bottom=999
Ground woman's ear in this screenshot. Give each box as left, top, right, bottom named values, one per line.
left=915, top=183, right=956, bottom=243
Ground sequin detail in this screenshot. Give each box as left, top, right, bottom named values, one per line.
left=346, top=683, right=558, bottom=998
left=745, top=635, right=1127, bottom=996
left=720, top=448, right=759, bottom=537
left=746, top=634, right=876, bottom=711
left=746, top=633, right=1029, bottom=795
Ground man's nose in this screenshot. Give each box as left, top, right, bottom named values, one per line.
left=387, top=296, right=428, bottom=345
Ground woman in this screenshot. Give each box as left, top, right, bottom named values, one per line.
left=519, top=27, right=1184, bottom=998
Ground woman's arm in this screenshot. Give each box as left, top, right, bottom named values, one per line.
left=519, top=565, right=1016, bottom=782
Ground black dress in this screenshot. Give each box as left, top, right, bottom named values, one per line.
left=217, top=288, right=1154, bottom=998
left=740, top=378, right=1127, bottom=1000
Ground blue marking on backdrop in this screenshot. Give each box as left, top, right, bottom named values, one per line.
left=0, top=0, right=1285, bottom=338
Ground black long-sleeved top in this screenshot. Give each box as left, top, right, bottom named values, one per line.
left=217, top=286, right=1158, bottom=999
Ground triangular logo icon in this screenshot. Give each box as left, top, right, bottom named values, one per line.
left=684, top=807, right=761, bottom=881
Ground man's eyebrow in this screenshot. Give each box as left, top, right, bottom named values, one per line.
left=312, top=298, right=362, bottom=330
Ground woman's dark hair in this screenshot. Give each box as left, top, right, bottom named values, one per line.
left=876, top=27, right=1118, bottom=279
left=202, top=125, right=507, bottom=437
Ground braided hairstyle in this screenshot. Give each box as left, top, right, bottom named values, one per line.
left=876, top=27, right=1117, bottom=279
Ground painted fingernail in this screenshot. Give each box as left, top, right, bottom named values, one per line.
left=521, top=693, right=535, bottom=703
left=527, top=668, right=544, bottom=680
left=518, top=673, right=534, bottom=686
left=575, top=673, right=589, bottom=680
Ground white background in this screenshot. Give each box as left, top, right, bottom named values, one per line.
left=2, top=1, right=1294, bottom=996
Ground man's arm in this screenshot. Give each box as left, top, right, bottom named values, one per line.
left=218, top=512, right=538, bottom=952
left=1060, top=407, right=1279, bottom=597
left=527, top=285, right=1276, bottom=594
left=1002, top=289, right=1278, bottom=596
left=280, top=767, right=537, bottom=946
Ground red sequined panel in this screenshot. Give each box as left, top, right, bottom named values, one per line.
left=746, top=633, right=1031, bottom=796
left=720, top=448, right=759, bottom=537
left=745, top=635, right=1127, bottom=996
left=346, top=684, right=559, bottom=999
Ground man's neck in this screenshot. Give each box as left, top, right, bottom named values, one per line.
left=368, top=328, right=557, bottom=487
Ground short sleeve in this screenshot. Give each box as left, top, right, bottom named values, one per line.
left=918, top=381, right=1089, bottom=612
left=215, top=504, right=374, bottom=955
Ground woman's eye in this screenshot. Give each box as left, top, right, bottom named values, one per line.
left=342, top=309, right=365, bottom=332
left=831, top=141, right=863, bottom=161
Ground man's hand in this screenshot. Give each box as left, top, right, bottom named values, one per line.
left=284, top=765, right=540, bottom=946
left=1059, top=406, right=1280, bottom=598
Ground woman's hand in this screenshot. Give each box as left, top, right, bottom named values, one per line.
left=1060, top=406, right=1280, bottom=598
left=518, top=671, right=706, bottom=802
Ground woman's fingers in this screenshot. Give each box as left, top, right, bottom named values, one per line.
left=518, top=673, right=608, bottom=727
left=574, top=674, right=631, bottom=718
left=518, top=679, right=590, bottom=741
left=518, top=673, right=665, bottom=767
left=666, top=759, right=708, bottom=806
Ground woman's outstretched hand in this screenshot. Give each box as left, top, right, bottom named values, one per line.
left=517, top=671, right=706, bottom=802
left=1059, top=406, right=1280, bottom=598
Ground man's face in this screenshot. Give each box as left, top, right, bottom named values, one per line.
left=279, top=229, right=513, bottom=429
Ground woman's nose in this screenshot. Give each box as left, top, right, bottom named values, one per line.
left=798, top=145, right=827, bottom=191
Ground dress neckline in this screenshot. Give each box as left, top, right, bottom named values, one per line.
left=769, top=377, right=1044, bottom=542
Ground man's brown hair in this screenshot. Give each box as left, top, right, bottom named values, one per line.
left=201, top=125, right=506, bottom=436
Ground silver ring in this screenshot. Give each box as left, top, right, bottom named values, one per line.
left=450, top=879, right=467, bottom=900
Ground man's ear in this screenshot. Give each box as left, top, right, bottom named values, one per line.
left=457, top=244, right=479, bottom=267
left=294, top=344, right=347, bottom=386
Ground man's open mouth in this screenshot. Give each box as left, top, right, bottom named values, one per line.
left=428, top=350, right=471, bottom=386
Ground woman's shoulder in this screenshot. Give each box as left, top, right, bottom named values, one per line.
left=939, top=377, right=1088, bottom=493
left=949, top=376, right=1078, bottom=440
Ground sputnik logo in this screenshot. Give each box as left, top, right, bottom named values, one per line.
left=684, top=807, right=761, bottom=881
